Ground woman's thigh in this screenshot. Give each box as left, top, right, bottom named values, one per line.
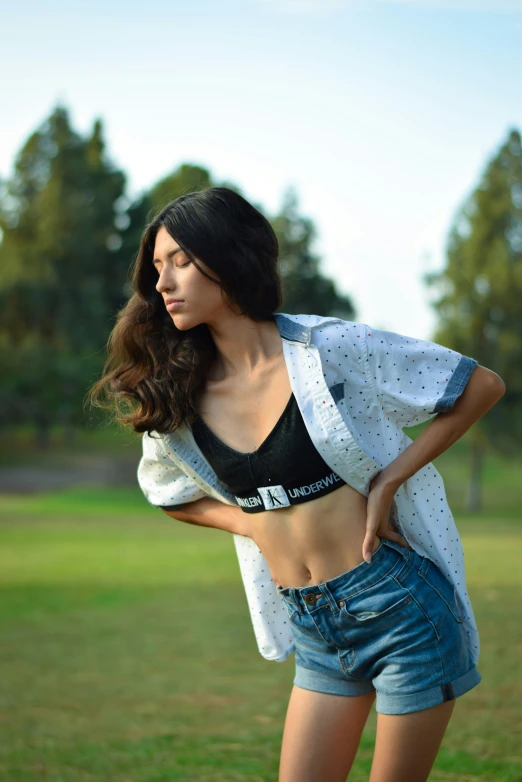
left=279, top=686, right=375, bottom=782
left=369, top=700, right=456, bottom=782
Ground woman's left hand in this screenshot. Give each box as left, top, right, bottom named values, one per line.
left=362, top=472, right=411, bottom=563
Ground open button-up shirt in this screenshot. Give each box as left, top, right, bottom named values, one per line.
left=137, top=312, right=480, bottom=665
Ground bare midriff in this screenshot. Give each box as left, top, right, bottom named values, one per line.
left=246, top=486, right=382, bottom=589
left=197, top=322, right=382, bottom=590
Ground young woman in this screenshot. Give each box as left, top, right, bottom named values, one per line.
left=89, top=186, right=505, bottom=782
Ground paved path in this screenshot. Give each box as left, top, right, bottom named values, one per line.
left=0, top=456, right=138, bottom=494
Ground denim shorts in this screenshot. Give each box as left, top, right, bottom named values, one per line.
left=276, top=537, right=482, bottom=715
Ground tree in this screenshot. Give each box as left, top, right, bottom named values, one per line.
left=269, top=186, right=356, bottom=319
left=0, top=113, right=358, bottom=444
left=424, top=127, right=522, bottom=511
left=0, top=105, right=127, bottom=443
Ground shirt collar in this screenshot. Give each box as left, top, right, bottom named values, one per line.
left=273, top=313, right=311, bottom=346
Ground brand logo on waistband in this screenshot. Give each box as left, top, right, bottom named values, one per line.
left=236, top=495, right=263, bottom=509
left=288, top=472, right=342, bottom=498
left=235, top=472, right=342, bottom=510
left=258, top=485, right=290, bottom=509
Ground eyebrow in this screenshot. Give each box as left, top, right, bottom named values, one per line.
left=152, top=247, right=183, bottom=264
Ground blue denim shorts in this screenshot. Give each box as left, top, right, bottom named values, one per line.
left=276, top=537, right=482, bottom=715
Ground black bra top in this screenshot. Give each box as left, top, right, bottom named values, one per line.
left=191, top=391, right=346, bottom=513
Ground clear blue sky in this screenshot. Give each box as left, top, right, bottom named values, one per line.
left=2, top=0, right=521, bottom=338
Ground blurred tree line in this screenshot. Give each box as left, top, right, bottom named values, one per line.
left=424, top=128, right=522, bottom=508
left=0, top=105, right=520, bottom=512
left=0, top=105, right=355, bottom=446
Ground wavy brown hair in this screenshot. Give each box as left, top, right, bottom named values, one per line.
left=86, top=187, right=283, bottom=435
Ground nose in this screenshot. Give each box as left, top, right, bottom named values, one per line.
left=155, top=265, right=175, bottom=295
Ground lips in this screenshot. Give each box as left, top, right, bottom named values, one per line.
left=166, top=300, right=184, bottom=312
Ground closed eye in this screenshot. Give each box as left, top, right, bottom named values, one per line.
left=153, top=259, right=191, bottom=270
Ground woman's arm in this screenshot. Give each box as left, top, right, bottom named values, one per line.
left=161, top=496, right=253, bottom=538
left=377, top=365, right=505, bottom=491
left=361, top=366, right=505, bottom=562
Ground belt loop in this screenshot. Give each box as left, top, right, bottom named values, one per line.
left=318, top=584, right=339, bottom=612
left=290, top=587, right=302, bottom=614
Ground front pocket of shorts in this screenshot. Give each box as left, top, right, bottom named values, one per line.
left=341, top=583, right=414, bottom=623
left=417, top=558, right=463, bottom=624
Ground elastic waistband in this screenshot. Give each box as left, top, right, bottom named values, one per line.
left=235, top=471, right=345, bottom=513
left=276, top=538, right=413, bottom=613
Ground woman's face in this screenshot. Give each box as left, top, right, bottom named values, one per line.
left=153, top=226, right=232, bottom=329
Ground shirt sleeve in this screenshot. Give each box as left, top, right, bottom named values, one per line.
left=137, top=430, right=209, bottom=510
left=362, top=323, right=478, bottom=427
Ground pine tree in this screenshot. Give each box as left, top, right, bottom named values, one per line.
left=0, top=105, right=127, bottom=443
left=424, top=128, right=522, bottom=510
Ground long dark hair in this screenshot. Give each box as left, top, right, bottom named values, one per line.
left=86, top=187, right=283, bottom=434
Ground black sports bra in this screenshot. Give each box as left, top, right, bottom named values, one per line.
left=191, top=391, right=346, bottom=513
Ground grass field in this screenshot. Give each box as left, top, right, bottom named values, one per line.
left=1, top=450, right=521, bottom=780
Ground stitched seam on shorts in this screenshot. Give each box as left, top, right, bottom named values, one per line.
left=418, top=563, right=463, bottom=624
left=409, top=592, right=446, bottom=680
left=453, top=589, right=464, bottom=623
left=335, top=558, right=407, bottom=603
left=343, top=593, right=414, bottom=623
left=338, top=645, right=357, bottom=674
left=407, top=592, right=440, bottom=641
left=304, top=615, right=337, bottom=648
left=390, top=554, right=414, bottom=585
left=417, top=556, right=430, bottom=578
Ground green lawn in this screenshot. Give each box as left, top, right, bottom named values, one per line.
left=1, top=482, right=521, bottom=781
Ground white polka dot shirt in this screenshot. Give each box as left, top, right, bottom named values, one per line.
left=137, top=313, right=480, bottom=666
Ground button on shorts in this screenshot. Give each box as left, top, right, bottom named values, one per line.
left=276, top=537, right=482, bottom=715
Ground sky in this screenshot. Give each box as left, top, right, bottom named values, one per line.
left=1, top=0, right=521, bottom=339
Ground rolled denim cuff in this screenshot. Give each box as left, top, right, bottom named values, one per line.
left=432, top=356, right=478, bottom=413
